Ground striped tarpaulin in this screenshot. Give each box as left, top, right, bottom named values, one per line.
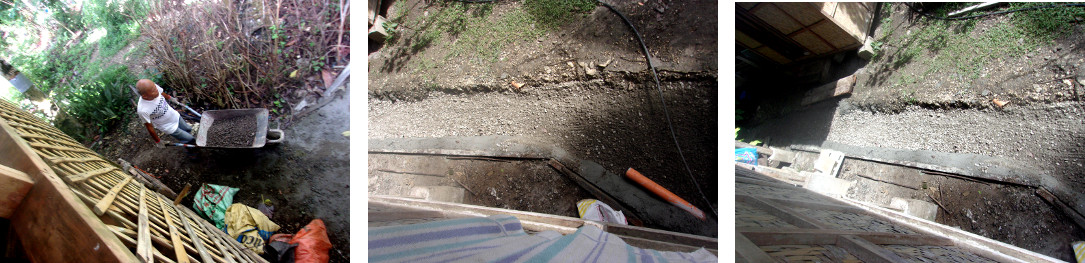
left=369, top=215, right=716, bottom=263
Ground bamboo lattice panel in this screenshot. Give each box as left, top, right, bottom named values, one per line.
left=761, top=245, right=863, bottom=263
left=736, top=183, right=836, bottom=203
left=0, top=100, right=265, bottom=263
left=791, top=207, right=918, bottom=235
left=735, top=165, right=1006, bottom=263
left=736, top=202, right=797, bottom=229
left=884, top=245, right=999, bottom=263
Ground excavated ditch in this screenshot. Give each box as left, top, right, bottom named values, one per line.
left=368, top=75, right=720, bottom=231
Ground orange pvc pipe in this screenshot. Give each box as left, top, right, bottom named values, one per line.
left=625, top=168, right=706, bottom=221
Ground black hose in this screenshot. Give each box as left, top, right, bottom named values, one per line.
left=597, top=0, right=717, bottom=219
left=906, top=3, right=1085, bottom=21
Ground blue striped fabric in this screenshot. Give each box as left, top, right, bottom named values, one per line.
left=369, top=215, right=717, bottom=263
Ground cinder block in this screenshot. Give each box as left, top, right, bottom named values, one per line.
left=802, top=172, right=854, bottom=198
left=813, top=150, right=845, bottom=177
left=890, top=197, right=939, bottom=221
left=858, top=36, right=876, bottom=60
left=768, top=147, right=797, bottom=164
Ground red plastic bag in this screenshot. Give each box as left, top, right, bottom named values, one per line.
left=289, top=219, right=332, bottom=263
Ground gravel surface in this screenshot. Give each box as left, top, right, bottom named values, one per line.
left=828, top=101, right=1085, bottom=180
left=207, top=114, right=257, bottom=147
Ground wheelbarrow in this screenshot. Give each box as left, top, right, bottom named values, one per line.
left=193, top=108, right=284, bottom=148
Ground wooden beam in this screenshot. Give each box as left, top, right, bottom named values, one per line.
left=736, top=233, right=773, bottom=262
left=0, top=163, right=33, bottom=218
left=0, top=117, right=139, bottom=262
left=93, top=176, right=133, bottom=215
left=736, top=195, right=826, bottom=228
left=837, top=235, right=908, bottom=262
left=740, top=228, right=953, bottom=246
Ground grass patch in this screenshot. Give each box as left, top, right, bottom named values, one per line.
left=397, top=0, right=597, bottom=70
left=879, top=2, right=1085, bottom=89
left=522, top=0, right=596, bottom=30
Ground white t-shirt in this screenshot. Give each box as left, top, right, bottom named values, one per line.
left=136, top=85, right=181, bottom=134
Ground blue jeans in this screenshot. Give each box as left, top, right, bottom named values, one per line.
left=170, top=119, right=195, bottom=144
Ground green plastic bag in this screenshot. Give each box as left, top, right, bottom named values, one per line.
left=193, top=184, right=239, bottom=230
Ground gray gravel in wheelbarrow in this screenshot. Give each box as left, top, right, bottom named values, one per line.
left=207, top=114, right=257, bottom=147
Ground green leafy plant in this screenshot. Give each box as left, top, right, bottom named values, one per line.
left=62, top=65, right=136, bottom=137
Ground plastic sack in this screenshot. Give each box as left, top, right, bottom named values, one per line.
left=226, top=203, right=281, bottom=254
left=576, top=199, right=628, bottom=225
left=193, top=184, right=239, bottom=229
left=735, top=147, right=758, bottom=165
left=290, top=219, right=332, bottom=263
left=266, top=234, right=297, bottom=263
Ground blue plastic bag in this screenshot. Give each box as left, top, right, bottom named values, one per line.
left=736, top=147, right=758, bottom=165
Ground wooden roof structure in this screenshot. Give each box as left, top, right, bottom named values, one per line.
left=0, top=99, right=266, bottom=263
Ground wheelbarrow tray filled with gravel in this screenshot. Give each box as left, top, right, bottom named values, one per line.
left=195, top=108, right=283, bottom=148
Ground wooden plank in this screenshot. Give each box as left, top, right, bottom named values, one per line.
left=741, top=228, right=953, bottom=246
left=621, top=235, right=718, bottom=255
left=752, top=3, right=804, bottom=34
left=0, top=115, right=139, bottom=262
left=137, top=188, right=153, bottom=263
left=811, top=20, right=861, bottom=51
left=736, top=30, right=763, bottom=49
left=0, top=164, right=33, bottom=218
left=547, top=159, right=643, bottom=226
left=736, top=195, right=826, bottom=228
left=792, top=30, right=834, bottom=54
left=736, top=233, right=773, bottom=262
left=176, top=203, right=214, bottom=263
left=775, top=2, right=824, bottom=26
left=738, top=2, right=758, bottom=10
left=174, top=184, right=193, bottom=205
left=158, top=194, right=191, bottom=263
left=93, top=176, right=134, bottom=215
left=836, top=235, right=908, bottom=262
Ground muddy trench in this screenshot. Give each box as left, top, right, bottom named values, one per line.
left=368, top=74, right=719, bottom=235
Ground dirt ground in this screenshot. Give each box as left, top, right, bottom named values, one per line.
left=97, top=87, right=351, bottom=262
left=368, top=0, right=719, bottom=233
left=740, top=4, right=1085, bottom=261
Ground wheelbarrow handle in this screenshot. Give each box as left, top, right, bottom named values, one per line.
left=266, top=129, right=285, bottom=144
